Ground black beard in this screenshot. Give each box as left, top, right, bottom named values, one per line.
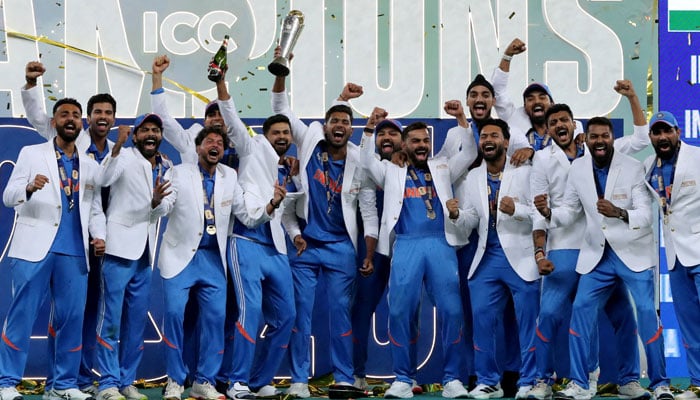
left=56, top=125, right=79, bottom=143
left=481, top=145, right=505, bottom=162
left=654, top=142, right=678, bottom=160
left=135, top=138, right=161, bottom=159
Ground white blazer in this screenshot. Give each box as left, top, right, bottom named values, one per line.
left=151, top=90, right=201, bottom=164
left=153, top=163, right=272, bottom=279
left=452, top=159, right=538, bottom=281
left=271, top=92, right=378, bottom=251
left=3, top=141, right=105, bottom=267
left=98, top=147, right=173, bottom=263
left=21, top=85, right=114, bottom=155
left=644, top=143, right=700, bottom=269
left=218, top=97, right=292, bottom=254
left=550, top=151, right=655, bottom=274
left=359, top=126, right=477, bottom=256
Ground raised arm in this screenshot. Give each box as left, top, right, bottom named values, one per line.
left=359, top=108, right=389, bottom=188
left=150, top=55, right=196, bottom=156
left=443, top=100, right=477, bottom=182
left=491, top=38, right=527, bottom=123
left=216, top=70, right=255, bottom=157
left=21, top=61, right=58, bottom=139
left=612, top=79, right=650, bottom=155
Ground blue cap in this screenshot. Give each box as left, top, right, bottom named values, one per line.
left=205, top=100, right=219, bottom=118
left=649, top=111, right=678, bottom=129
left=375, top=119, right=403, bottom=134
left=133, top=113, right=163, bottom=134
left=523, top=82, right=554, bottom=102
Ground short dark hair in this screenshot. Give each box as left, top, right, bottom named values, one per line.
left=87, top=93, right=116, bottom=115
left=52, top=98, right=82, bottom=115
left=263, top=114, right=291, bottom=135
left=401, top=121, right=429, bottom=140
left=545, top=103, right=574, bottom=126
left=195, top=126, right=229, bottom=147
left=480, top=118, right=510, bottom=140
left=325, top=104, right=353, bottom=124
left=585, top=116, right=613, bottom=133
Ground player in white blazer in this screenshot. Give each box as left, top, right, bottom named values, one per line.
left=214, top=72, right=299, bottom=399
left=543, top=117, right=672, bottom=400
left=447, top=118, right=538, bottom=399
left=94, top=115, right=173, bottom=400
left=22, top=60, right=117, bottom=395
left=0, top=98, right=105, bottom=400
left=151, top=126, right=282, bottom=400
left=644, top=111, right=700, bottom=399
left=360, top=113, right=476, bottom=398
left=150, top=55, right=238, bottom=168
left=528, top=80, right=651, bottom=400
left=271, top=73, right=378, bottom=396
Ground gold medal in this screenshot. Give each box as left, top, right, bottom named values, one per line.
left=64, top=186, right=71, bottom=196
left=424, top=173, right=432, bottom=181
left=72, top=169, right=79, bottom=180
left=206, top=225, right=217, bottom=235
left=418, top=186, right=427, bottom=196
left=205, top=209, right=214, bottom=220
left=427, top=209, right=436, bottom=220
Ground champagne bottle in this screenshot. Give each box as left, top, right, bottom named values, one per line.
left=207, top=35, right=229, bottom=82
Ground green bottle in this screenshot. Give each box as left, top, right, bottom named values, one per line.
left=208, top=35, right=229, bottom=82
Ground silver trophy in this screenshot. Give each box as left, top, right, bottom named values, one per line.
left=268, top=10, right=304, bottom=76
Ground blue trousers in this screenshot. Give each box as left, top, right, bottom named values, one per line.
left=228, top=237, right=295, bottom=388
left=468, top=251, right=540, bottom=387
left=536, top=249, right=638, bottom=384
left=0, top=253, right=87, bottom=389
left=288, top=237, right=357, bottom=384
left=389, top=234, right=465, bottom=385
left=569, top=245, right=668, bottom=389
left=96, top=251, right=152, bottom=390
left=351, top=250, right=390, bottom=378
left=162, top=248, right=226, bottom=385
left=669, top=260, right=700, bottom=386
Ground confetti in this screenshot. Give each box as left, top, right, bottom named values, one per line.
left=331, top=14, right=336, bottom=20
left=378, top=14, right=384, bottom=17
left=48, top=96, right=57, bottom=101
left=257, top=66, right=265, bottom=70
left=509, top=12, right=515, bottom=19
left=259, top=88, right=268, bottom=91
left=247, top=70, right=255, bottom=76
left=241, top=76, right=248, bottom=81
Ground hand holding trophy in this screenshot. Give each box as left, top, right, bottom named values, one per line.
left=268, top=10, right=304, bottom=76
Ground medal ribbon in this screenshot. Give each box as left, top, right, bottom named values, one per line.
left=654, top=145, right=679, bottom=219
left=54, top=140, right=80, bottom=210
left=408, top=166, right=436, bottom=219
left=200, top=171, right=216, bottom=235
left=487, top=172, right=502, bottom=228
left=528, top=129, right=551, bottom=150
left=321, top=150, right=344, bottom=214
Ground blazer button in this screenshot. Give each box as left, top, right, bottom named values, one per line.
left=198, top=232, right=203, bottom=236
left=57, top=205, right=61, bottom=209
left=671, top=228, right=675, bottom=232
left=601, top=226, right=606, bottom=230
left=54, top=223, right=59, bottom=227
left=192, top=249, right=196, bottom=252
left=600, top=243, right=604, bottom=247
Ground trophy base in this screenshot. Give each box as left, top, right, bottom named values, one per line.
left=268, top=58, right=290, bottom=77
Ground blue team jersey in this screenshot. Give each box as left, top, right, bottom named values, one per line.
left=302, top=144, right=349, bottom=242
left=198, top=165, right=218, bottom=250
left=85, top=141, right=110, bottom=164
left=648, top=152, right=677, bottom=198
left=484, top=174, right=506, bottom=259
left=593, top=163, right=610, bottom=198
left=51, top=154, right=84, bottom=256
left=395, top=167, right=444, bottom=236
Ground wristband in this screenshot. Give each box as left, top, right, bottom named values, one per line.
left=363, top=127, right=374, bottom=134
left=534, top=246, right=545, bottom=255
left=502, top=54, right=513, bottom=62
left=269, top=199, right=280, bottom=209
left=535, top=253, right=546, bottom=262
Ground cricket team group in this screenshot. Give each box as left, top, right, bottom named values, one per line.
left=0, top=38, right=697, bottom=400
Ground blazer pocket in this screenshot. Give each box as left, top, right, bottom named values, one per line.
left=163, top=234, right=178, bottom=247
left=16, top=216, right=38, bottom=227
left=109, top=215, right=135, bottom=227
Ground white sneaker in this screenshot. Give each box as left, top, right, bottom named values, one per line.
left=163, top=378, right=184, bottom=400
left=676, top=388, right=700, bottom=400
left=227, top=383, right=255, bottom=400
left=190, top=382, right=225, bottom=400
left=254, top=385, right=281, bottom=398
left=653, top=386, right=674, bottom=400
left=527, top=382, right=552, bottom=400
left=553, top=381, right=591, bottom=400
left=384, top=381, right=413, bottom=399
left=587, top=368, right=600, bottom=397
left=46, top=388, right=95, bottom=400
left=619, top=382, right=652, bottom=400
left=96, top=388, right=124, bottom=400
left=119, top=386, right=146, bottom=400
left=468, top=384, right=504, bottom=399
left=80, top=386, right=98, bottom=398
left=442, top=380, right=469, bottom=398
left=285, top=383, right=310, bottom=399
left=411, top=380, right=423, bottom=395
left=353, top=377, right=368, bottom=391
left=0, top=387, right=22, bottom=400
left=516, top=386, right=533, bottom=399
